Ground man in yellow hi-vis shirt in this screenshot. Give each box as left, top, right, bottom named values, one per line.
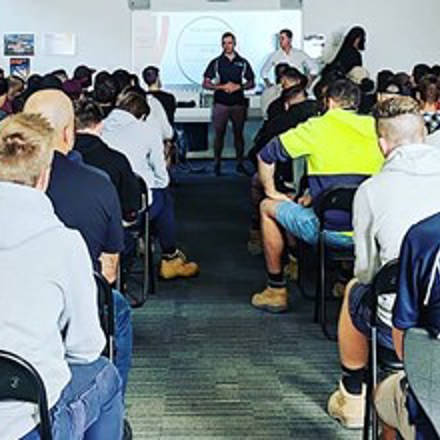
left=251, top=79, right=383, bottom=313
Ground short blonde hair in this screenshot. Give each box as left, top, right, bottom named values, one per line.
left=0, top=113, right=54, bottom=186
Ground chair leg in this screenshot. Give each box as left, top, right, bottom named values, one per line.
left=313, top=242, right=320, bottom=323
left=371, top=327, right=379, bottom=440
left=363, top=339, right=373, bottom=440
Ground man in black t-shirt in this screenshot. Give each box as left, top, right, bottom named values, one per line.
left=203, top=32, right=255, bottom=175
left=74, top=98, right=142, bottom=222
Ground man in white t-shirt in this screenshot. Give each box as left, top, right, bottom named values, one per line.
left=0, top=113, right=123, bottom=439
left=260, top=29, right=318, bottom=87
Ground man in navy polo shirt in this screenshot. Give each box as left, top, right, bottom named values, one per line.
left=23, top=90, right=132, bottom=403
left=203, top=32, right=255, bottom=176
left=375, top=213, right=440, bottom=440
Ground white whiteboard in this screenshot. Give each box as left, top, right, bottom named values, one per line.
left=132, top=10, right=303, bottom=86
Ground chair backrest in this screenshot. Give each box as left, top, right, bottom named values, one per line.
left=94, top=272, right=115, bottom=360
left=0, top=350, right=52, bottom=440
left=405, top=327, right=440, bottom=437
left=314, top=185, right=358, bottom=227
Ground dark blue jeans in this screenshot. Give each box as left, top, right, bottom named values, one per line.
left=113, top=290, right=132, bottom=397
left=150, top=188, right=177, bottom=255
left=22, top=357, right=123, bottom=440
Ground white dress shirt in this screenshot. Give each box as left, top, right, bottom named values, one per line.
left=260, top=47, right=318, bottom=82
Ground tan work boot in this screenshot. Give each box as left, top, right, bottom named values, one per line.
left=327, top=381, right=366, bottom=429
left=159, top=250, right=199, bottom=280
left=283, top=254, right=298, bottom=281
left=251, top=286, right=288, bottom=313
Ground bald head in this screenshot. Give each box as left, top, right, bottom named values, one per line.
left=24, top=89, right=75, bottom=154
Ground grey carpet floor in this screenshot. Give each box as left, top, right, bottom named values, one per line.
left=125, top=166, right=361, bottom=440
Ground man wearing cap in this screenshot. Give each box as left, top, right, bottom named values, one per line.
left=261, top=29, right=318, bottom=87
left=203, top=32, right=255, bottom=176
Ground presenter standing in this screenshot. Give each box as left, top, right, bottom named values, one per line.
left=203, top=32, right=255, bottom=176
left=261, top=29, right=318, bottom=87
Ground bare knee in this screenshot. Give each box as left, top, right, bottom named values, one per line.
left=260, top=199, right=279, bottom=218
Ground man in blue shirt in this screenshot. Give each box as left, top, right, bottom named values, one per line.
left=24, top=90, right=132, bottom=405
left=203, top=32, right=255, bottom=175
left=375, top=213, right=440, bottom=440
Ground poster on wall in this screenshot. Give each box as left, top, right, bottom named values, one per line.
left=42, top=33, right=76, bottom=56
left=9, top=58, right=31, bottom=79
left=4, top=34, right=35, bottom=56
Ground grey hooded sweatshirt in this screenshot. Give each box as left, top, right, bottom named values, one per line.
left=0, top=182, right=105, bottom=440
left=354, top=143, right=440, bottom=286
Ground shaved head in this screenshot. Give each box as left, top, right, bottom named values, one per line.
left=24, top=90, right=75, bottom=154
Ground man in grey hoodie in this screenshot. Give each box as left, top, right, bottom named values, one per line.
left=328, top=96, right=440, bottom=430
left=0, top=113, right=123, bottom=439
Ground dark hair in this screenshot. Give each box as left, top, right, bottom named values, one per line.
left=412, top=63, right=431, bottom=85
left=281, top=66, right=308, bottom=90
left=221, top=32, right=236, bottom=43
left=94, top=70, right=112, bottom=89
left=112, top=69, right=132, bottom=94
left=40, top=74, right=63, bottom=91
left=393, top=72, right=413, bottom=96
left=123, top=85, right=147, bottom=99
left=142, top=66, right=160, bottom=86
left=274, top=63, right=289, bottom=84
left=431, top=64, right=440, bottom=79
left=74, top=98, right=104, bottom=130
left=376, top=70, right=394, bottom=93
left=326, top=79, right=361, bottom=110
left=419, top=75, right=439, bottom=104
left=360, top=78, right=375, bottom=94
left=93, top=76, right=119, bottom=117
left=0, top=78, right=9, bottom=96
left=280, top=29, right=293, bottom=40
left=0, top=68, right=4, bottom=79
left=117, top=91, right=150, bottom=120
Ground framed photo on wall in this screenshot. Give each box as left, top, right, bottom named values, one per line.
left=4, top=34, right=35, bottom=56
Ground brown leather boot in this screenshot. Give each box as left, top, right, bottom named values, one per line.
left=159, top=250, right=199, bottom=280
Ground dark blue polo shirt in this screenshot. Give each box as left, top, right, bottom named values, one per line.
left=204, top=53, right=255, bottom=106
left=47, top=151, right=124, bottom=272
left=394, top=212, right=440, bottom=439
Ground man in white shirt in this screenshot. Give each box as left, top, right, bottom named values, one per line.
left=260, top=29, right=318, bottom=87
left=0, top=113, right=123, bottom=439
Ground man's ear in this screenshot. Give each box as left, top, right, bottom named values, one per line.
left=378, top=136, right=391, bottom=157
left=35, top=166, right=51, bottom=192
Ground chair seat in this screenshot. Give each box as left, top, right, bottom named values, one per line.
left=378, top=345, right=403, bottom=371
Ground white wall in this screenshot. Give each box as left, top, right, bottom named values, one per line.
left=0, top=0, right=131, bottom=75
left=303, top=0, right=440, bottom=76
left=0, top=0, right=438, bottom=77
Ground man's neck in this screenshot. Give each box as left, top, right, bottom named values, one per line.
left=148, top=84, right=160, bottom=92
left=224, top=52, right=236, bottom=61
left=77, top=127, right=100, bottom=137
left=282, top=45, right=292, bottom=55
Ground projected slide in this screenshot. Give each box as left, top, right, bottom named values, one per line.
left=132, top=10, right=302, bottom=86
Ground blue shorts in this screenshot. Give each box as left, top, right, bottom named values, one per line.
left=348, top=282, right=394, bottom=350
left=275, top=201, right=353, bottom=248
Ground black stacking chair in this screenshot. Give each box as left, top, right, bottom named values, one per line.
left=94, top=272, right=115, bottom=362
left=363, top=259, right=403, bottom=440
left=0, top=350, right=52, bottom=440
left=405, top=328, right=440, bottom=438
left=119, top=174, right=155, bottom=307
left=313, top=185, right=357, bottom=340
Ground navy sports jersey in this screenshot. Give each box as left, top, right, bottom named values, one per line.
left=47, top=152, right=124, bottom=272
left=204, top=53, right=255, bottom=106
left=394, top=212, right=440, bottom=440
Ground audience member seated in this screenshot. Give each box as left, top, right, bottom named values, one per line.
left=411, top=63, right=431, bottom=89
left=247, top=73, right=317, bottom=254
left=74, top=98, right=142, bottom=222
left=260, top=62, right=289, bottom=119
left=7, top=75, right=25, bottom=102
left=23, top=90, right=133, bottom=400
left=74, top=64, right=96, bottom=92
left=102, top=91, right=199, bottom=280
left=0, top=77, right=10, bottom=120
left=327, top=96, right=440, bottom=429
left=0, top=113, right=123, bottom=439
left=251, top=79, right=383, bottom=313
left=418, top=74, right=440, bottom=134
left=51, top=68, right=69, bottom=83
left=93, top=73, right=119, bottom=117
left=346, top=66, right=375, bottom=114
left=142, top=65, right=177, bottom=125
left=266, top=66, right=308, bottom=121
left=375, top=213, right=440, bottom=440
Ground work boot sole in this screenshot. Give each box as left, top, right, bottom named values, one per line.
left=328, top=410, right=364, bottom=430
left=251, top=303, right=288, bottom=313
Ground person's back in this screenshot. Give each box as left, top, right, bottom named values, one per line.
left=0, top=113, right=122, bottom=440
left=47, top=151, right=124, bottom=270
left=102, top=93, right=169, bottom=197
